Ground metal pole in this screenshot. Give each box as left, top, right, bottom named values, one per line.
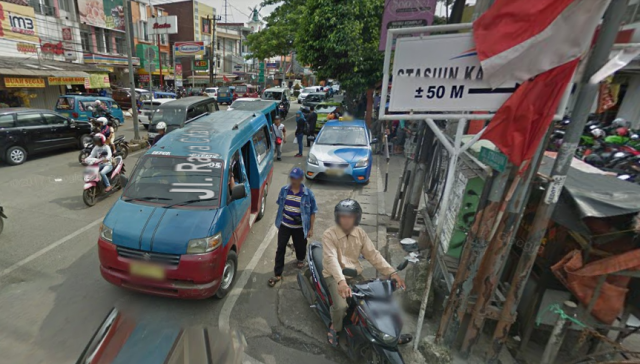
left=496, top=0, right=628, bottom=354
left=413, top=119, right=466, bottom=350
left=124, top=0, right=140, bottom=140
left=541, top=301, right=578, bottom=364
left=399, top=121, right=430, bottom=239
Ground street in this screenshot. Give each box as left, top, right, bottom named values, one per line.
left=0, top=102, right=386, bottom=364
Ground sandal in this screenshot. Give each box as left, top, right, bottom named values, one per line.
left=327, top=325, right=339, bottom=347
left=398, top=333, right=413, bottom=345
left=297, top=260, right=305, bottom=269
left=267, top=276, right=282, bottom=287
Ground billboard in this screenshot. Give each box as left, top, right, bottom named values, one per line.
left=0, top=2, right=38, bottom=43
left=78, top=0, right=124, bottom=30
left=379, top=0, right=436, bottom=51
left=148, top=15, right=178, bottom=35
left=174, top=42, right=205, bottom=57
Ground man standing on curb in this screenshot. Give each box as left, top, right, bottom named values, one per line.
left=268, top=167, right=318, bottom=287
left=272, top=116, right=286, bottom=161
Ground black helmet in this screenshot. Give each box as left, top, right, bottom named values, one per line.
left=334, top=199, right=362, bottom=226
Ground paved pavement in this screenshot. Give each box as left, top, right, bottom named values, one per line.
left=0, top=99, right=406, bottom=364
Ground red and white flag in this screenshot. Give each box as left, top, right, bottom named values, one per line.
left=475, top=0, right=609, bottom=169
left=223, top=75, right=230, bottom=83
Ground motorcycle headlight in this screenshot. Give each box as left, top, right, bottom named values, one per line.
left=365, top=318, right=396, bottom=344
left=308, top=153, right=319, bottom=166
left=99, top=223, right=113, bottom=242
left=187, top=233, right=222, bottom=254
left=355, top=158, right=370, bottom=168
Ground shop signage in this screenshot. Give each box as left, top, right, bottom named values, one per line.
left=48, top=77, right=85, bottom=85
left=5, top=77, right=45, bottom=88
left=379, top=0, right=436, bottom=51
left=175, top=63, right=183, bottom=87
left=390, top=33, right=516, bottom=112
left=84, top=74, right=110, bottom=89
left=148, top=15, right=178, bottom=35
left=61, top=27, right=76, bottom=60
left=16, top=42, right=36, bottom=53
left=77, top=0, right=125, bottom=31
left=41, top=41, right=64, bottom=55
left=84, top=53, right=140, bottom=66
left=266, top=62, right=278, bottom=69
left=139, top=74, right=150, bottom=82
left=174, top=42, right=205, bottom=57
left=0, top=2, right=39, bottom=43
left=194, top=59, right=209, bottom=71
left=478, top=147, right=508, bottom=172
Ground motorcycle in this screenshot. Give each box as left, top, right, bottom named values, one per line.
left=78, top=135, right=129, bottom=164
left=88, top=106, right=120, bottom=132
left=0, top=206, right=6, bottom=235
left=279, top=103, right=288, bottom=119
left=298, top=241, right=412, bottom=364
left=82, top=156, right=126, bottom=207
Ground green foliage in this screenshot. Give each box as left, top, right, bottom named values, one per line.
left=295, top=0, right=385, bottom=96
left=244, top=0, right=304, bottom=60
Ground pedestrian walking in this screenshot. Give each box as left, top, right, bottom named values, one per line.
left=306, top=106, right=318, bottom=147
left=294, top=108, right=307, bottom=157
left=272, top=116, right=286, bottom=161
left=268, top=167, right=318, bottom=287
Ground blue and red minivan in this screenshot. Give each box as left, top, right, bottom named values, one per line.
left=97, top=110, right=274, bottom=298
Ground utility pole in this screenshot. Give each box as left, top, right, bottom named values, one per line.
left=500, top=0, right=629, bottom=354
left=208, top=15, right=214, bottom=86
left=124, top=0, right=140, bottom=140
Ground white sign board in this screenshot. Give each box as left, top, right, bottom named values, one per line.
left=148, top=16, right=178, bottom=35
left=390, top=33, right=517, bottom=112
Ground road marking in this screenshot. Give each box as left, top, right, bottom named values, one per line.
left=219, top=225, right=278, bottom=332
left=0, top=218, right=103, bottom=279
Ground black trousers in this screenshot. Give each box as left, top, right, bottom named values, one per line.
left=274, top=224, right=307, bottom=276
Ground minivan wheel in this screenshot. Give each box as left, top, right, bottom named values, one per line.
left=215, top=250, right=238, bottom=298
left=256, top=185, right=267, bottom=221
left=6, top=146, right=27, bottom=165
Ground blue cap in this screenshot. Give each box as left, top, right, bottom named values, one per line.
left=289, top=167, right=304, bottom=179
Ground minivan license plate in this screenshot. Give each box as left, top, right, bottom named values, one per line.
left=130, top=262, right=165, bottom=280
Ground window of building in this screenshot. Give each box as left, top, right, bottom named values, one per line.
left=139, top=21, right=149, bottom=42
left=80, top=29, right=93, bottom=52
left=29, top=0, right=55, bottom=16
left=115, top=34, right=126, bottom=54
left=160, top=52, right=168, bottom=68
left=160, top=34, right=168, bottom=45
left=201, top=17, right=211, bottom=34
left=104, top=29, right=113, bottom=53
left=95, top=28, right=106, bottom=53
left=138, top=3, right=147, bottom=21
left=217, top=40, right=221, bottom=51
left=58, top=0, right=71, bottom=12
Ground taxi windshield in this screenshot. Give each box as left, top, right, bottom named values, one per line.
left=151, top=107, right=185, bottom=126
left=316, top=126, right=367, bottom=146
left=316, top=105, right=337, bottom=113
left=123, top=155, right=223, bottom=208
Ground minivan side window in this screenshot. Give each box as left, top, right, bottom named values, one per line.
left=42, top=113, right=68, bottom=126
left=0, top=114, right=14, bottom=128
left=252, top=126, right=271, bottom=164
left=16, top=113, right=45, bottom=127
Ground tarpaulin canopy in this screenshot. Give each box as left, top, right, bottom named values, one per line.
left=538, top=155, right=640, bottom=220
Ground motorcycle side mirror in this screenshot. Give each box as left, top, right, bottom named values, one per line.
left=396, top=259, right=409, bottom=272
left=342, top=268, right=358, bottom=278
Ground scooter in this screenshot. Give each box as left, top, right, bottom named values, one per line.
left=279, top=103, right=288, bottom=119
left=82, top=156, right=125, bottom=207
left=297, top=242, right=412, bottom=364
left=0, top=206, right=6, bottom=235
left=78, top=135, right=129, bottom=164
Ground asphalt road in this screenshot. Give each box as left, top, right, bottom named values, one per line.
left=0, top=98, right=359, bottom=364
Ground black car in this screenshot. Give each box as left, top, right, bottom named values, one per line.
left=0, top=108, right=93, bottom=165
left=302, top=92, right=327, bottom=108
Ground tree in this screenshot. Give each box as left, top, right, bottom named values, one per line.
left=295, top=0, right=385, bottom=97
left=244, top=0, right=303, bottom=60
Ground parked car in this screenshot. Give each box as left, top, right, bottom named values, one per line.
left=302, top=92, right=327, bottom=108
left=261, top=87, right=291, bottom=115
left=147, top=96, right=219, bottom=139
left=152, top=91, right=177, bottom=99
left=0, top=108, right=93, bottom=165
left=204, top=87, right=219, bottom=100
left=112, top=88, right=152, bottom=110
left=138, top=99, right=175, bottom=130
left=298, top=86, right=319, bottom=104
left=55, top=95, right=125, bottom=125
left=305, top=118, right=374, bottom=183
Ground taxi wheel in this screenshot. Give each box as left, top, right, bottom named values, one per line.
left=215, top=251, right=238, bottom=299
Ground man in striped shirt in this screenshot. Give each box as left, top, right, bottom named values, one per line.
left=269, top=167, right=318, bottom=287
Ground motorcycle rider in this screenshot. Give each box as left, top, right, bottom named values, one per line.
left=151, top=122, right=167, bottom=146
left=322, top=199, right=406, bottom=347
left=87, top=134, right=113, bottom=192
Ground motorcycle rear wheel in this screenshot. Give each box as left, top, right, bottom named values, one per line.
left=297, top=269, right=316, bottom=305
left=83, top=187, right=98, bottom=207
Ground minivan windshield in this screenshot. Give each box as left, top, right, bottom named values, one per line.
left=235, top=85, right=247, bottom=94
left=124, top=155, right=223, bottom=208
left=262, top=91, right=282, bottom=101
left=151, top=106, right=185, bottom=126
left=55, top=97, right=75, bottom=110
left=316, top=126, right=367, bottom=146
left=306, top=94, right=323, bottom=102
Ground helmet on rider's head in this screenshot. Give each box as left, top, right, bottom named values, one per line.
left=93, top=134, right=106, bottom=145
left=612, top=118, right=629, bottom=128
left=591, top=128, right=605, bottom=138
left=97, top=117, right=108, bottom=126
left=617, top=127, right=629, bottom=137
left=334, top=199, right=362, bottom=226
left=156, top=121, right=167, bottom=130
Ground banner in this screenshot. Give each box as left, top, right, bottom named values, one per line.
left=85, top=74, right=111, bottom=89
left=48, top=77, right=86, bottom=85
left=78, top=0, right=124, bottom=31
left=379, top=0, right=436, bottom=51
left=174, top=42, right=205, bottom=57
left=194, top=60, right=209, bottom=71
left=0, top=2, right=39, bottom=43
left=5, top=77, right=45, bottom=88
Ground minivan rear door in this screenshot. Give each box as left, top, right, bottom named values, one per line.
left=43, top=113, right=76, bottom=147
left=15, top=112, right=51, bottom=152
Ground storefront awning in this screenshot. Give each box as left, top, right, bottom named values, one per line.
left=0, top=57, right=102, bottom=77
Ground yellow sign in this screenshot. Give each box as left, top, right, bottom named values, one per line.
left=48, top=77, right=86, bottom=85
left=16, top=42, right=36, bottom=53
left=0, top=2, right=39, bottom=43
left=5, top=77, right=45, bottom=88
left=86, top=73, right=111, bottom=89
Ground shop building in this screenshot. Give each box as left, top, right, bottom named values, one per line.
left=131, top=1, right=173, bottom=88
left=216, top=23, right=251, bottom=84
left=30, top=0, right=84, bottom=63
